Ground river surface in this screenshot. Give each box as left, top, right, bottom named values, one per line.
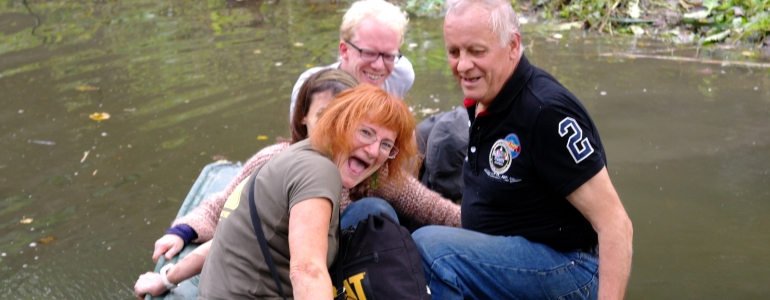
left=1, top=0, right=769, bottom=299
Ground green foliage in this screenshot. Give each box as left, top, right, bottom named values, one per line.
left=557, top=0, right=608, bottom=26
left=391, top=0, right=768, bottom=45
left=681, top=0, right=770, bottom=45
left=532, top=0, right=769, bottom=45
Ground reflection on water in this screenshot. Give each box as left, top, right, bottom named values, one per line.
left=1, top=0, right=769, bottom=298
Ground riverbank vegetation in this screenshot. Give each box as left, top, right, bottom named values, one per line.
left=404, top=0, right=769, bottom=48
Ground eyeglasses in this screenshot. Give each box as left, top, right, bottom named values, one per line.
left=355, top=126, right=399, bottom=159
left=345, top=41, right=402, bottom=65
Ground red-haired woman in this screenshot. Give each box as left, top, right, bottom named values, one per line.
left=196, top=84, right=418, bottom=299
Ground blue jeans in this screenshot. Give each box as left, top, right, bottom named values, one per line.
left=340, top=197, right=399, bottom=229
left=412, top=226, right=599, bottom=300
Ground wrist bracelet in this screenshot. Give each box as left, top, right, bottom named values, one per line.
left=160, top=263, right=179, bottom=290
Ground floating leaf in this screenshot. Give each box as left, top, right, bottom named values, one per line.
left=257, top=135, right=268, bottom=140
left=76, top=85, right=99, bottom=91
left=20, top=218, right=33, bottom=224
left=38, top=236, right=56, bottom=244
left=89, top=112, right=110, bottom=121
left=741, top=51, right=756, bottom=57
left=253, top=49, right=261, bottom=54
left=293, top=42, right=304, bottom=47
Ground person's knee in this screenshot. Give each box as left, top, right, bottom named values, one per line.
left=357, top=197, right=392, bottom=210
left=341, top=197, right=398, bottom=228
left=412, top=226, right=449, bottom=255
left=356, top=197, right=398, bottom=221
left=412, top=225, right=435, bottom=243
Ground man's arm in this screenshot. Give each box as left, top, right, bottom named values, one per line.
left=288, top=198, right=334, bottom=300
left=566, top=166, right=633, bottom=300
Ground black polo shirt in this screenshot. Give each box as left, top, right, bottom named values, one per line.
left=462, top=55, right=603, bottom=252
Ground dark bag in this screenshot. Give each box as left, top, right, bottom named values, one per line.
left=416, top=106, right=469, bottom=201
left=331, top=213, right=432, bottom=300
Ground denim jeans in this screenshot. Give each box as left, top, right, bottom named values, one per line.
left=340, top=197, right=399, bottom=229
left=412, top=226, right=599, bottom=300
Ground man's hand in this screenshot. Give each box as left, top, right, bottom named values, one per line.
left=134, top=272, right=168, bottom=299
left=152, top=234, right=184, bottom=263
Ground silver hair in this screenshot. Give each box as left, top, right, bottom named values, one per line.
left=445, top=0, right=520, bottom=47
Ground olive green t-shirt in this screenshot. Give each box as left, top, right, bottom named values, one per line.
left=198, top=140, right=342, bottom=300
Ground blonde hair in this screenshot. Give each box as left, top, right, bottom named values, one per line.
left=340, top=0, right=409, bottom=46
left=310, top=84, right=419, bottom=191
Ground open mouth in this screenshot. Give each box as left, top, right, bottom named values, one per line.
left=347, top=156, right=370, bottom=176
left=364, top=71, right=381, bottom=81
left=462, top=76, right=480, bottom=83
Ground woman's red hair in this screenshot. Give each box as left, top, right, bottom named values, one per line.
left=310, top=84, right=420, bottom=191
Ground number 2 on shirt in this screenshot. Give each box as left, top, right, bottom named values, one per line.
left=558, top=117, right=594, bottom=164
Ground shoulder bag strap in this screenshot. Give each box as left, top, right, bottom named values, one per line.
left=247, top=171, right=288, bottom=300
left=335, top=228, right=344, bottom=300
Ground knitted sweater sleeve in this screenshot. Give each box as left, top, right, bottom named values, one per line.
left=340, top=189, right=353, bottom=212
left=172, top=142, right=290, bottom=243
left=370, top=176, right=461, bottom=227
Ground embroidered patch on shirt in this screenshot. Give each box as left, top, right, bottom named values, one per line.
left=504, top=133, right=521, bottom=159
left=489, top=139, right=513, bottom=175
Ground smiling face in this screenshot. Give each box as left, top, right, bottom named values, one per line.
left=302, top=90, right=334, bottom=135
left=444, top=5, right=520, bottom=107
left=336, top=121, right=395, bottom=189
left=339, top=18, right=400, bottom=87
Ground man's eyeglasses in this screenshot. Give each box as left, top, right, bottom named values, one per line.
left=355, top=126, right=399, bottom=159
left=346, top=41, right=402, bottom=65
